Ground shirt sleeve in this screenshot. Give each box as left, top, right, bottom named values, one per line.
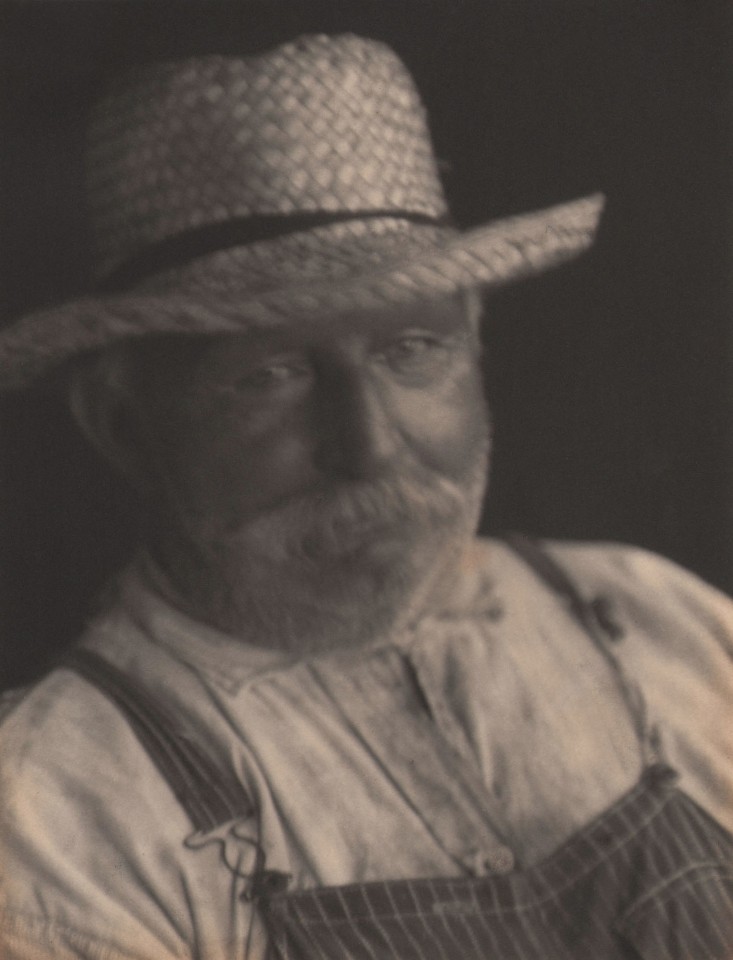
left=0, top=669, right=264, bottom=960
left=0, top=915, right=152, bottom=960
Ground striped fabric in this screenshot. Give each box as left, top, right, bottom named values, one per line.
left=260, top=765, right=733, bottom=959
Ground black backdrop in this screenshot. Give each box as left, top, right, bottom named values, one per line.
left=1, top=0, right=731, bottom=687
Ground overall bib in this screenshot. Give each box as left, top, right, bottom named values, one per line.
left=65, top=538, right=733, bottom=959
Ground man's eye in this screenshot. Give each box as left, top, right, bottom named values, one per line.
left=383, top=336, right=449, bottom=370
left=224, top=361, right=311, bottom=394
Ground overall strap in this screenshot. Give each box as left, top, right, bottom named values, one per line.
left=62, top=647, right=254, bottom=832
left=503, top=532, right=624, bottom=643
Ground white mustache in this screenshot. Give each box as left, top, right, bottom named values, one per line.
left=241, top=473, right=466, bottom=563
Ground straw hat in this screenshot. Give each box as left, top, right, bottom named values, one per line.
left=0, top=33, right=603, bottom=390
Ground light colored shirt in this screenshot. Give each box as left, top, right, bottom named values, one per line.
left=0, top=538, right=731, bottom=960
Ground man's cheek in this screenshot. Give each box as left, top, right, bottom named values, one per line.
left=409, top=391, right=488, bottom=478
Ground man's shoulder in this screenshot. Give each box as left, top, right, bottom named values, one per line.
left=476, top=535, right=731, bottom=631
left=480, top=534, right=726, bottom=597
left=543, top=538, right=732, bottom=620
left=0, top=661, right=156, bottom=804
left=540, top=537, right=697, bottom=579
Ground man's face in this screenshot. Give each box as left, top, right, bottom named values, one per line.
left=128, top=293, right=490, bottom=650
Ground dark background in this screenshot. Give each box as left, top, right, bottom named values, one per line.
left=1, top=0, right=731, bottom=688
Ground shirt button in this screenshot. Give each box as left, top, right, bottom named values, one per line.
left=484, top=845, right=515, bottom=875
left=478, top=595, right=504, bottom=622
left=485, top=602, right=504, bottom=623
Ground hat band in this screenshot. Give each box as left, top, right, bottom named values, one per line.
left=97, top=208, right=451, bottom=293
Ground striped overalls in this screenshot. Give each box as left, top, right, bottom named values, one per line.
left=65, top=538, right=733, bottom=959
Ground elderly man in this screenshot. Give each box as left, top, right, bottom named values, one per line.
left=0, top=33, right=731, bottom=960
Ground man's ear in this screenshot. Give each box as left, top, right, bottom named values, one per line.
left=67, top=353, right=150, bottom=492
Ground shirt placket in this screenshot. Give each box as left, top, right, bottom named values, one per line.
left=405, top=634, right=519, bottom=876
left=312, top=647, right=517, bottom=879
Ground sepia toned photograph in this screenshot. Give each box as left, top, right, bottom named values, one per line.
left=0, top=2, right=731, bottom=957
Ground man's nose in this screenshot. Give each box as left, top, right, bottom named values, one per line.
left=313, top=367, right=401, bottom=480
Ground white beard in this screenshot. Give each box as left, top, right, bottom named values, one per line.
left=152, top=443, right=490, bottom=655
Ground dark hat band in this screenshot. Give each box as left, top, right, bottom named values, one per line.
left=97, top=209, right=451, bottom=293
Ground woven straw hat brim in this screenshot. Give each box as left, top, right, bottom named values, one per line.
left=0, top=193, right=603, bottom=390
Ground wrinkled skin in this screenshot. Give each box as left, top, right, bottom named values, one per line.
left=78, top=294, right=491, bottom=652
